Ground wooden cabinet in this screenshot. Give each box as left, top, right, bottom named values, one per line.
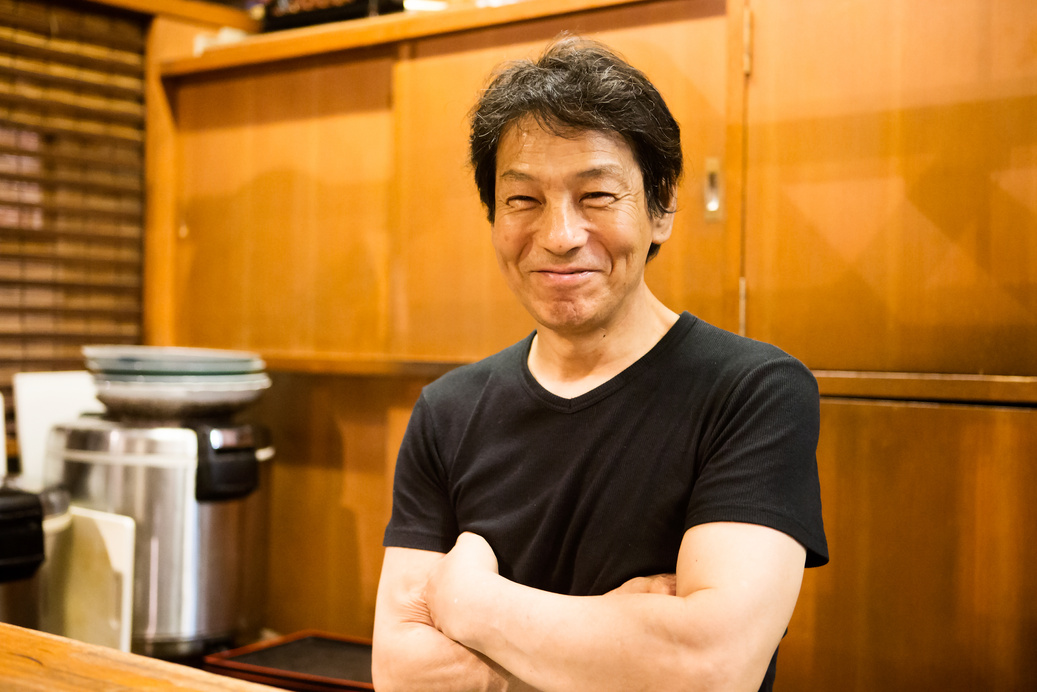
left=780, top=398, right=1037, bottom=691
left=173, top=47, right=398, bottom=358
left=741, top=4, right=1037, bottom=688
left=391, top=0, right=735, bottom=358
left=159, top=0, right=734, bottom=367
left=157, top=0, right=1037, bottom=375
left=743, top=0, right=1037, bottom=374
left=152, top=0, right=734, bottom=644
left=142, top=2, right=1037, bottom=688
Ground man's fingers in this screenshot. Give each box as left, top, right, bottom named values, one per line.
left=607, top=573, right=677, bottom=596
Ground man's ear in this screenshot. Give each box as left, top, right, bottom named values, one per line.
left=651, top=199, right=676, bottom=245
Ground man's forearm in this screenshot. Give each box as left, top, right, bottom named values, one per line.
left=372, top=545, right=539, bottom=692
left=434, top=574, right=718, bottom=692
left=372, top=618, right=518, bottom=692
left=425, top=528, right=805, bottom=692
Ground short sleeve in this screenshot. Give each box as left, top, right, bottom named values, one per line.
left=685, top=356, right=829, bottom=567
left=383, top=393, right=459, bottom=553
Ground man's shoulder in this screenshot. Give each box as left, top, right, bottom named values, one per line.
left=422, top=334, right=532, bottom=405
left=677, top=316, right=814, bottom=387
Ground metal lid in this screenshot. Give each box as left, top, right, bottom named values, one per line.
left=47, top=418, right=273, bottom=470
left=50, top=418, right=199, bottom=468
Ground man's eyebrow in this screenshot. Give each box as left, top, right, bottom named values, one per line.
left=498, top=169, right=534, bottom=182
left=576, top=165, right=626, bottom=181
left=497, top=165, right=627, bottom=182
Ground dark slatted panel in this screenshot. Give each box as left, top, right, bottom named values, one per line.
left=0, top=0, right=145, bottom=461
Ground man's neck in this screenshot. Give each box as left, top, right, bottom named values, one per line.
left=528, top=293, right=679, bottom=399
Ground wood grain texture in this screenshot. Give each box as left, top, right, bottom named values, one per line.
left=778, top=398, right=1037, bottom=691
left=743, top=0, right=1037, bottom=374
left=815, top=370, right=1037, bottom=405
left=165, top=0, right=733, bottom=364
left=161, top=0, right=665, bottom=77
left=173, top=47, right=397, bottom=356
left=0, top=623, right=275, bottom=691
left=248, top=373, right=431, bottom=638
left=98, top=0, right=259, bottom=33
left=390, top=0, right=733, bottom=359
left=144, top=16, right=215, bottom=347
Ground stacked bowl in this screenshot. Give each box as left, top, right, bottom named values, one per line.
left=83, top=346, right=271, bottom=420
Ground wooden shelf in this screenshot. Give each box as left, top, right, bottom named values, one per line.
left=160, top=0, right=649, bottom=77
left=258, top=358, right=1037, bottom=402
left=816, top=370, right=1037, bottom=406
left=261, top=352, right=466, bottom=378
left=93, top=0, right=259, bottom=32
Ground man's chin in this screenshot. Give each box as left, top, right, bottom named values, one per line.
left=528, top=302, right=602, bottom=335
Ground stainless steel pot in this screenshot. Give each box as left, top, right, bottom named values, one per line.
left=45, top=417, right=270, bottom=659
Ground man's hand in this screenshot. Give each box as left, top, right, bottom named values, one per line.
left=425, top=532, right=501, bottom=641
left=374, top=546, right=524, bottom=691
left=606, top=573, right=677, bottom=596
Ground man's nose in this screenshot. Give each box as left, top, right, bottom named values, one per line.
left=536, top=198, right=587, bottom=255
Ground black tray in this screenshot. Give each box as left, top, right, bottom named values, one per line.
left=204, top=630, right=374, bottom=691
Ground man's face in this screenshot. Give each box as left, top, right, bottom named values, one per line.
left=491, top=118, right=673, bottom=337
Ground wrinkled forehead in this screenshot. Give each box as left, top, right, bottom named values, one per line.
left=495, top=116, right=638, bottom=176
left=498, top=113, right=622, bottom=150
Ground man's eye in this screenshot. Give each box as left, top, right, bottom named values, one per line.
left=506, top=196, right=538, bottom=208
left=583, top=192, right=616, bottom=206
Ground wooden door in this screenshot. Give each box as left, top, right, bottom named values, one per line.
left=778, top=398, right=1037, bottom=690
left=173, top=48, right=397, bottom=359
left=391, top=0, right=735, bottom=360
left=742, top=0, right=1037, bottom=374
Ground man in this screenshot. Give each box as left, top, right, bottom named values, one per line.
left=373, top=36, right=827, bottom=692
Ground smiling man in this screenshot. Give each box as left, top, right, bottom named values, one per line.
left=372, top=37, right=828, bottom=692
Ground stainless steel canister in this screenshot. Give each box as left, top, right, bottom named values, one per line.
left=45, top=417, right=269, bottom=659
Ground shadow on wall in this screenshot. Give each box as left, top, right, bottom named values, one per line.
left=245, top=371, right=432, bottom=637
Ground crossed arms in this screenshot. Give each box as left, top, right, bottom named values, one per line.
left=372, top=521, right=806, bottom=692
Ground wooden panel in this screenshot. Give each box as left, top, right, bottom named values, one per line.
left=779, top=399, right=1037, bottom=690
left=145, top=16, right=217, bottom=346
left=173, top=49, right=396, bottom=356
left=392, top=0, right=734, bottom=359
left=744, top=0, right=1037, bottom=374
left=250, top=373, right=430, bottom=638
left=100, top=0, right=259, bottom=33
left=815, top=370, right=1037, bottom=406
left=160, top=0, right=683, bottom=77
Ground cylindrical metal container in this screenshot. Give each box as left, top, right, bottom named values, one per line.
left=45, top=417, right=268, bottom=660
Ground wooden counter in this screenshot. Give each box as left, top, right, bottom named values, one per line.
left=0, top=623, right=276, bottom=691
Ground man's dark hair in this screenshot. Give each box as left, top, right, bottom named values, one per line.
left=469, top=35, right=683, bottom=260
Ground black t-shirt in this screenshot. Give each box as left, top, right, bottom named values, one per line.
left=384, top=313, right=828, bottom=687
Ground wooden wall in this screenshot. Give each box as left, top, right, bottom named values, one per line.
left=146, top=0, right=1037, bottom=689
left=166, top=0, right=733, bottom=362
left=173, top=46, right=400, bottom=356
left=783, top=399, right=1037, bottom=690
left=744, top=2, right=1037, bottom=689
left=156, top=0, right=733, bottom=641
left=245, top=373, right=430, bottom=636
left=744, top=0, right=1037, bottom=375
